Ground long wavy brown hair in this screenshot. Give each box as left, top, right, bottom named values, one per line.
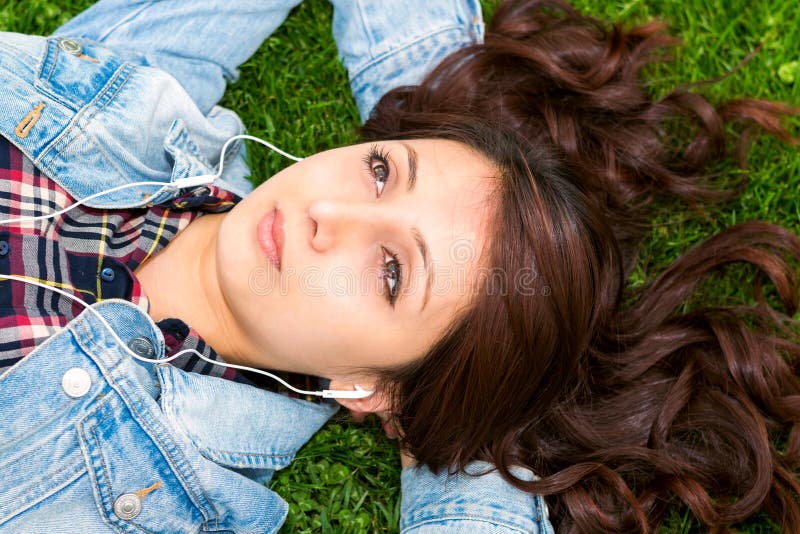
left=360, top=0, right=800, bottom=531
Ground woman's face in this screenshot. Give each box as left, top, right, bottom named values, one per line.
left=215, top=138, right=495, bottom=382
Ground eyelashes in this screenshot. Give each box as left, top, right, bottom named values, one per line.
left=363, top=144, right=403, bottom=307
left=381, top=246, right=403, bottom=307
left=363, top=144, right=391, bottom=197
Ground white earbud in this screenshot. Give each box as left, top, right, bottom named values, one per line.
left=0, top=135, right=375, bottom=401
left=322, top=385, right=375, bottom=399
left=170, top=173, right=217, bottom=189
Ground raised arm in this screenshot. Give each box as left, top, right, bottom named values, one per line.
left=401, top=461, right=553, bottom=533
left=54, top=0, right=305, bottom=114
left=329, top=0, right=484, bottom=122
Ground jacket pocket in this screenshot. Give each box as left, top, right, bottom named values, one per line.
left=0, top=420, right=88, bottom=526
left=0, top=325, right=96, bottom=526
left=78, top=391, right=215, bottom=533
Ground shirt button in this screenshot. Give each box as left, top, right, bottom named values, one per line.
left=61, top=368, right=91, bottom=398
left=100, top=267, right=115, bottom=282
left=58, top=38, right=83, bottom=56
left=128, top=336, right=155, bottom=359
left=0, top=240, right=8, bottom=257
left=113, top=493, right=142, bottom=520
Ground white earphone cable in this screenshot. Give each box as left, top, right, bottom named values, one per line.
left=0, top=134, right=303, bottom=226
left=0, top=135, right=373, bottom=400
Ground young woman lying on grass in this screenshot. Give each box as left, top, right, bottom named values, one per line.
left=2, top=0, right=799, bottom=532
left=0, top=1, right=548, bottom=532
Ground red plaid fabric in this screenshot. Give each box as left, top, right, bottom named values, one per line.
left=0, top=135, right=239, bottom=379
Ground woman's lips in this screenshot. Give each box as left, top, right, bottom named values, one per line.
left=272, top=207, right=284, bottom=269
left=257, top=207, right=283, bottom=271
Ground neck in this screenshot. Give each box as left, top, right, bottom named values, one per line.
left=135, top=213, right=251, bottom=365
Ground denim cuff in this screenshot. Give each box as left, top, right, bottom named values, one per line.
left=400, top=460, right=553, bottom=533
left=331, top=0, right=485, bottom=122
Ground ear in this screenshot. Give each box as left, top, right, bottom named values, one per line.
left=328, top=379, right=391, bottom=416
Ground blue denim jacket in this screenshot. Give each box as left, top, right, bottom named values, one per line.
left=0, top=1, right=553, bottom=532
left=0, top=299, right=337, bottom=532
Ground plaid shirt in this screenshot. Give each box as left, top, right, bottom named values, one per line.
left=0, top=135, right=239, bottom=378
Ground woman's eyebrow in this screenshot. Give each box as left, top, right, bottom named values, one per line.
left=397, top=142, right=431, bottom=311
left=400, top=141, right=418, bottom=192
left=411, top=226, right=432, bottom=311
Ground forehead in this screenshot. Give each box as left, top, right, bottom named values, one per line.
left=411, top=139, right=494, bottom=191
left=391, top=138, right=497, bottom=314
left=400, top=137, right=495, bottom=252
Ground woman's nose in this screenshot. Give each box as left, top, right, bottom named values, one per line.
left=308, top=199, right=364, bottom=253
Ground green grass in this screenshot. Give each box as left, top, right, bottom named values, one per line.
left=2, top=0, right=798, bottom=532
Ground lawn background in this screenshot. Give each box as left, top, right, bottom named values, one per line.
left=1, top=0, right=797, bottom=532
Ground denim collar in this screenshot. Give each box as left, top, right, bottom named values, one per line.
left=70, top=299, right=338, bottom=473
left=157, top=363, right=338, bottom=471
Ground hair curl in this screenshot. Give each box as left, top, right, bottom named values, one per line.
left=361, top=0, right=800, bottom=531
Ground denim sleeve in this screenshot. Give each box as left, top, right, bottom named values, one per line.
left=52, top=0, right=303, bottom=115
left=400, top=461, right=555, bottom=534
left=329, top=0, right=484, bottom=122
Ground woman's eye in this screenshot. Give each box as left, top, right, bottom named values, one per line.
left=382, top=247, right=403, bottom=307
left=371, top=160, right=389, bottom=196
left=363, top=145, right=391, bottom=198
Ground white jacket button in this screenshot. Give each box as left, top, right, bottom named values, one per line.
left=61, top=368, right=91, bottom=398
